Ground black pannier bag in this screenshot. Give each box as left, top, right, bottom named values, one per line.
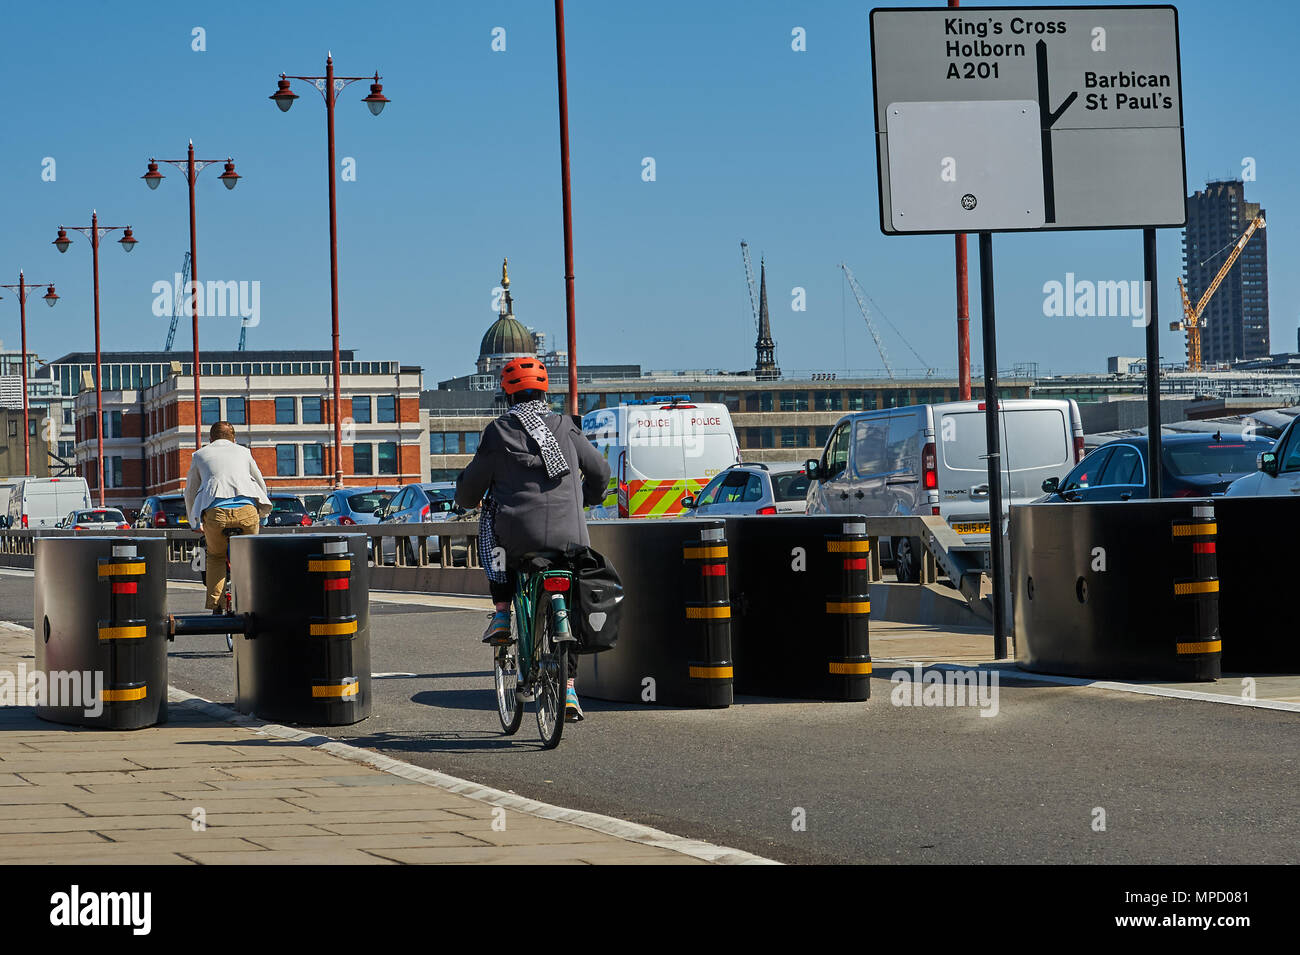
left=569, top=546, right=623, bottom=653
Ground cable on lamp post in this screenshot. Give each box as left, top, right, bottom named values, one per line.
left=0, top=273, right=59, bottom=476
left=269, top=55, right=388, bottom=489
left=51, top=212, right=138, bottom=507
left=142, top=143, right=241, bottom=451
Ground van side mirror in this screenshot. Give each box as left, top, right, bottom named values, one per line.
left=1260, top=451, right=1279, bottom=476
left=804, top=459, right=821, bottom=481
left=1041, top=476, right=1060, bottom=494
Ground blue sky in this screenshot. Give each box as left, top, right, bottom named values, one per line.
left=0, top=0, right=1295, bottom=384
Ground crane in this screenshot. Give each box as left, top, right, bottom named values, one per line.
left=840, top=262, right=895, bottom=378
left=238, top=319, right=249, bottom=351
left=163, top=251, right=191, bottom=352
left=739, top=240, right=760, bottom=335
left=1170, top=215, right=1265, bottom=372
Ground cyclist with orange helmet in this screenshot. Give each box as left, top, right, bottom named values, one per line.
left=456, top=356, right=610, bottom=721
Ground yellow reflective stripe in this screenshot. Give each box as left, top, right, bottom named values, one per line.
left=829, top=661, right=872, bottom=675
left=312, top=682, right=359, bottom=698
left=98, top=625, right=146, bottom=640
left=685, top=605, right=730, bottom=620
left=1176, top=640, right=1222, bottom=655
left=1174, top=580, right=1219, bottom=596
left=688, top=665, right=733, bottom=679
left=827, top=600, right=871, bottom=615
left=683, top=545, right=728, bottom=559
left=1172, top=523, right=1216, bottom=536
left=97, top=562, right=146, bottom=576
left=827, top=540, right=870, bottom=553
left=308, top=559, right=351, bottom=572
left=310, top=620, right=358, bottom=636
left=102, top=686, right=146, bottom=702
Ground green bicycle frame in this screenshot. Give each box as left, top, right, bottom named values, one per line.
left=512, top=567, right=575, bottom=683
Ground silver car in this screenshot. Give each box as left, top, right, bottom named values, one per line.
left=61, top=508, right=129, bottom=530
left=681, top=462, right=810, bottom=516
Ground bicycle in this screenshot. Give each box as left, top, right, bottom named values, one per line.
left=198, top=526, right=243, bottom=651
left=492, top=552, right=577, bottom=749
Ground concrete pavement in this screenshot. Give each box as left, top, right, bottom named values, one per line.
left=0, top=626, right=768, bottom=865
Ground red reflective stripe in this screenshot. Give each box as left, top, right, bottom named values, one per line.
left=701, top=563, right=726, bottom=576
left=323, top=577, right=349, bottom=591
left=1192, top=542, right=1216, bottom=554
left=111, top=581, right=137, bottom=594
left=843, top=558, right=867, bottom=570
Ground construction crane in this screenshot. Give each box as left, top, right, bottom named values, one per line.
left=238, top=319, right=249, bottom=351
left=840, top=262, right=895, bottom=378
left=1171, top=215, right=1265, bottom=372
left=739, top=240, right=760, bottom=335
left=163, top=252, right=191, bottom=352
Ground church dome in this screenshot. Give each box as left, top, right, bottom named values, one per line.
left=479, top=315, right=535, bottom=359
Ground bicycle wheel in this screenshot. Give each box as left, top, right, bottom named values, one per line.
left=494, top=643, right=523, bottom=735
left=533, top=602, right=565, bottom=750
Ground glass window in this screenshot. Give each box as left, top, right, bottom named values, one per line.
left=352, top=396, right=371, bottom=423
left=353, top=443, right=373, bottom=475
left=377, top=395, right=397, bottom=423
left=275, top=397, right=296, bottom=424
left=110, top=410, right=123, bottom=438
left=378, top=441, right=398, bottom=475
left=815, top=425, right=832, bottom=448
left=852, top=417, right=890, bottom=477
left=816, top=391, right=842, bottom=412
left=201, top=397, right=221, bottom=425
left=1165, top=439, right=1273, bottom=477
left=1099, top=445, right=1144, bottom=485
left=303, top=443, right=324, bottom=476
left=780, top=391, right=809, bottom=412
left=745, top=392, right=774, bottom=413
left=773, top=470, right=811, bottom=501
left=430, top=433, right=447, bottom=454
left=740, top=474, right=764, bottom=503
left=275, top=444, right=297, bottom=476
left=695, top=473, right=727, bottom=507
left=717, top=471, right=752, bottom=504
left=302, top=396, right=323, bottom=424
left=884, top=414, right=920, bottom=474
left=226, top=397, right=246, bottom=425
left=463, top=432, right=479, bottom=454
left=1062, top=448, right=1112, bottom=491
left=781, top=428, right=799, bottom=449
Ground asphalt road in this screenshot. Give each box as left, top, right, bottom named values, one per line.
left=4, top=570, right=1297, bottom=864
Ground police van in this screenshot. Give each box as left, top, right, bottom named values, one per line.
left=582, top=396, right=741, bottom=518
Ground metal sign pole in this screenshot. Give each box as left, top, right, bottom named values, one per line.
left=1143, top=228, right=1162, bottom=498
left=978, top=231, right=1007, bottom=658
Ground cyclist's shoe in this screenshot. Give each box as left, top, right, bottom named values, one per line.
left=481, top=610, right=513, bottom=645
left=565, top=685, right=584, bottom=722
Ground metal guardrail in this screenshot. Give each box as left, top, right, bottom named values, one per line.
left=0, top=515, right=993, bottom=609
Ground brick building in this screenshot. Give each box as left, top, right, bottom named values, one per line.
left=74, top=360, right=425, bottom=509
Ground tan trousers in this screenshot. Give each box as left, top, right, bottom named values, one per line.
left=202, top=504, right=261, bottom=609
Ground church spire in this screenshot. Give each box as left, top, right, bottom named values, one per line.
left=755, top=259, right=780, bottom=379
left=499, top=257, right=514, bottom=317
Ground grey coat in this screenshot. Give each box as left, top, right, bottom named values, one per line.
left=456, top=411, right=611, bottom=562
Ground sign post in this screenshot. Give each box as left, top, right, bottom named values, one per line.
left=869, top=5, right=1186, bottom=656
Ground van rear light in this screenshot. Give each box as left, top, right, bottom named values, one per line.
left=756, top=505, right=777, bottom=515
left=932, top=506, right=940, bottom=516
left=922, top=442, right=938, bottom=490
left=1074, top=435, right=1086, bottom=464
left=21, top=515, right=28, bottom=528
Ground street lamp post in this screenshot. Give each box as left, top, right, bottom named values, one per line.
left=270, top=54, right=388, bottom=488
left=52, top=212, right=138, bottom=506
left=143, top=142, right=240, bottom=449
left=0, top=272, right=59, bottom=476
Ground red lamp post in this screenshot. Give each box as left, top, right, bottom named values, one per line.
left=0, top=272, right=59, bottom=476
left=142, top=142, right=240, bottom=449
left=51, top=212, right=138, bottom=506
left=269, top=55, right=388, bottom=488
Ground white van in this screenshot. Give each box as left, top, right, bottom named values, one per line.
left=7, top=477, right=93, bottom=529
left=805, top=399, right=1084, bottom=579
left=582, top=399, right=742, bottom=518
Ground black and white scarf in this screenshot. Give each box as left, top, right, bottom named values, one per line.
left=508, top=399, right=570, bottom=480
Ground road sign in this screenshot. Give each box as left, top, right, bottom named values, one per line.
left=871, top=5, right=1186, bottom=234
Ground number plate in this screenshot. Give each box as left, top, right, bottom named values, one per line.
left=953, top=521, right=991, bottom=535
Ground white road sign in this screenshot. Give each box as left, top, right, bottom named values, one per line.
left=871, top=5, right=1186, bottom=234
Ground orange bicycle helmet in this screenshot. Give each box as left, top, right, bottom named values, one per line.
left=500, top=356, right=549, bottom=395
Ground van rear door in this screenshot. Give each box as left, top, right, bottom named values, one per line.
left=999, top=406, right=1072, bottom=507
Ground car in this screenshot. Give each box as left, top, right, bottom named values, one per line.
left=135, top=494, right=191, bottom=530
left=681, top=462, right=810, bottom=516
left=1038, top=432, right=1274, bottom=502
left=805, top=398, right=1085, bottom=581
left=61, top=508, right=130, bottom=530
left=1223, top=417, right=1300, bottom=497
left=377, top=482, right=462, bottom=563
left=261, top=495, right=313, bottom=527
left=312, top=487, right=397, bottom=527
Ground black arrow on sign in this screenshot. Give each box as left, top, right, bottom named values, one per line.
left=1036, top=39, right=1078, bottom=224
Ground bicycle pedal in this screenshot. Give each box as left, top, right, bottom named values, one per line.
left=515, top=688, right=536, bottom=703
